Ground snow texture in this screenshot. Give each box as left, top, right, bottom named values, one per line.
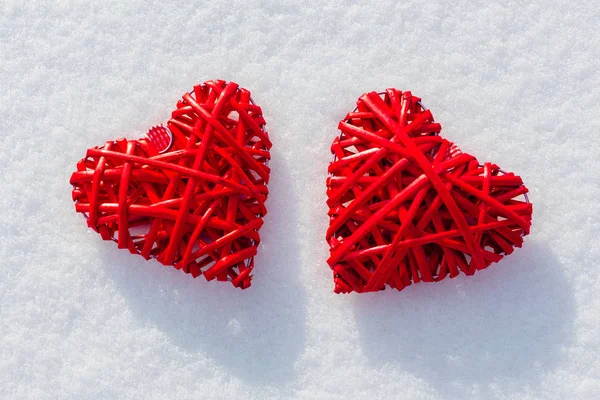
left=1, top=1, right=599, bottom=399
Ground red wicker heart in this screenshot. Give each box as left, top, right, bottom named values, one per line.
left=70, top=80, right=272, bottom=289
left=326, top=90, right=532, bottom=294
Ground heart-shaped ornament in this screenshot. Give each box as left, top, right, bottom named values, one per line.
left=326, top=90, right=532, bottom=294
left=70, top=80, right=272, bottom=289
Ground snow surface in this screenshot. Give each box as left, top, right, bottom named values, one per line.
left=1, top=1, right=599, bottom=399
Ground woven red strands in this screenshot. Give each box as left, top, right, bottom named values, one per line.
left=70, top=80, right=272, bottom=289
left=326, top=90, right=532, bottom=294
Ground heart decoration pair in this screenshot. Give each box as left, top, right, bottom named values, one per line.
left=70, top=80, right=532, bottom=293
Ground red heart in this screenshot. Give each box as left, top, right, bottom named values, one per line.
left=70, top=80, right=272, bottom=289
left=326, top=90, right=532, bottom=294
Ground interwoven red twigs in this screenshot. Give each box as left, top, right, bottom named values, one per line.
left=326, top=89, right=532, bottom=294
left=70, top=80, right=272, bottom=289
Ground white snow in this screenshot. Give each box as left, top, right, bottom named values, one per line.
left=1, top=1, right=599, bottom=399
